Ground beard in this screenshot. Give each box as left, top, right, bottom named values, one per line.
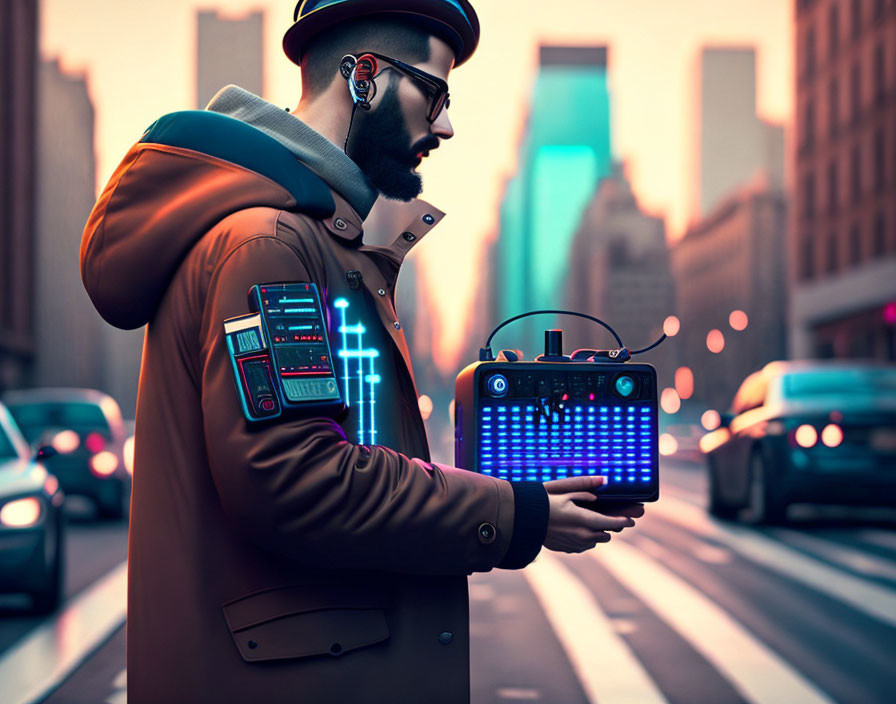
left=346, top=83, right=437, bottom=202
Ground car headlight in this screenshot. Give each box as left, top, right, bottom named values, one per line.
left=0, top=497, right=42, bottom=528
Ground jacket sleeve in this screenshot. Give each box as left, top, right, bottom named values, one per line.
left=199, top=234, right=548, bottom=574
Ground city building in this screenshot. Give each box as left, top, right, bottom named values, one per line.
left=495, top=45, right=614, bottom=353
left=690, top=46, right=786, bottom=219
left=197, top=9, right=264, bottom=108
left=563, top=162, right=678, bottom=388
left=0, top=0, right=38, bottom=392
left=791, top=0, right=896, bottom=360
left=672, top=183, right=789, bottom=412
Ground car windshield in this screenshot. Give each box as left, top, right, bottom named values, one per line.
left=782, top=368, right=896, bottom=398
left=0, top=424, right=19, bottom=460
left=5, top=401, right=110, bottom=444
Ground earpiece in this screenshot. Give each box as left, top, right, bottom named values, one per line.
left=340, top=53, right=378, bottom=110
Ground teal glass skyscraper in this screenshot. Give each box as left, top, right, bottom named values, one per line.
left=496, top=46, right=613, bottom=350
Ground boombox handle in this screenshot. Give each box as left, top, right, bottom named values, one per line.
left=480, top=309, right=667, bottom=362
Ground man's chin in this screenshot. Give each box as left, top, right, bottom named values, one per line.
left=369, top=167, right=423, bottom=202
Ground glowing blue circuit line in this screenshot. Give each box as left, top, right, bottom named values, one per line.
left=334, top=299, right=350, bottom=405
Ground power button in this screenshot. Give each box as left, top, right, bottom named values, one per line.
left=487, top=374, right=509, bottom=398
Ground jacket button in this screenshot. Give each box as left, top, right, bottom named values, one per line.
left=393, top=321, right=401, bottom=330
left=438, top=632, right=454, bottom=645
left=422, top=214, right=435, bottom=225
left=329, top=642, right=343, bottom=655
left=247, top=640, right=258, bottom=650
left=402, top=231, right=416, bottom=242
left=334, top=217, right=348, bottom=230
left=377, top=288, right=386, bottom=296
left=478, top=522, right=496, bottom=544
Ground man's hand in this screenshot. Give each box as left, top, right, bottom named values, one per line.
left=542, top=476, right=645, bottom=553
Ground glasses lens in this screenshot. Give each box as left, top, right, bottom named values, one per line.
left=429, top=91, right=449, bottom=122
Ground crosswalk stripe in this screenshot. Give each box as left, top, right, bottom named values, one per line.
left=651, top=494, right=896, bottom=627
left=590, top=540, right=835, bottom=704
left=0, top=560, right=127, bottom=704
left=771, top=528, right=896, bottom=583
left=525, top=552, right=668, bottom=704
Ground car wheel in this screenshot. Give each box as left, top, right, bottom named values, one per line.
left=744, top=452, right=787, bottom=525
left=32, top=511, right=66, bottom=614
left=707, top=458, right=737, bottom=519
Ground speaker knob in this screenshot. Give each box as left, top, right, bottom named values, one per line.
left=487, top=374, right=509, bottom=398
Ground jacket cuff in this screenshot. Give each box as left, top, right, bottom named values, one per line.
left=498, top=481, right=549, bottom=569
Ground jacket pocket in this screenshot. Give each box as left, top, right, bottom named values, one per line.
left=222, top=583, right=390, bottom=662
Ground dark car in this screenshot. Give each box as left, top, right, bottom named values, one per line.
left=0, top=401, right=66, bottom=612
left=2, top=388, right=131, bottom=520
left=702, top=360, right=896, bottom=524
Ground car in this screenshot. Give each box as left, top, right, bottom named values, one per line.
left=701, top=360, right=896, bottom=524
left=2, top=388, right=131, bottom=520
left=0, top=401, right=66, bottom=612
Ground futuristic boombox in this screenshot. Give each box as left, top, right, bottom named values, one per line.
left=455, top=313, right=667, bottom=504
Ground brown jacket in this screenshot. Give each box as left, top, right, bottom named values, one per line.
left=80, top=108, right=548, bottom=703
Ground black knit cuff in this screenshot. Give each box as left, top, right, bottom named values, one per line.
left=498, top=481, right=550, bottom=569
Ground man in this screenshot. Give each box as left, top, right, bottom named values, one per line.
left=80, top=1, right=643, bottom=702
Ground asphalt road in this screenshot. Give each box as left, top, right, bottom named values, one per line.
left=2, top=461, right=895, bottom=703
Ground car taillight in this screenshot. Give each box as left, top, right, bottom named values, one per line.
left=90, top=451, right=119, bottom=477
left=0, top=497, right=41, bottom=527
left=84, top=432, right=106, bottom=454
left=51, top=429, right=80, bottom=454
left=794, top=424, right=818, bottom=448
left=821, top=424, right=843, bottom=447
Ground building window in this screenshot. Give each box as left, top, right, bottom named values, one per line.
left=850, top=62, right=861, bottom=123
left=806, top=25, right=817, bottom=79
left=804, top=98, right=816, bottom=149
left=850, top=143, right=862, bottom=203
left=827, top=160, right=839, bottom=214
left=828, top=77, right=840, bottom=135
left=849, top=224, right=861, bottom=265
left=827, top=232, right=838, bottom=274
left=874, top=129, right=885, bottom=191
left=803, top=171, right=817, bottom=219
left=851, top=0, right=862, bottom=39
left=829, top=4, right=840, bottom=59
left=874, top=213, right=886, bottom=256
left=874, top=44, right=885, bottom=104
left=802, top=234, right=815, bottom=280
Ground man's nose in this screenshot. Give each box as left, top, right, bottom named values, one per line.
left=431, top=108, right=454, bottom=140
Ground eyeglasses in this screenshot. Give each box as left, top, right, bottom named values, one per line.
left=362, top=52, right=451, bottom=123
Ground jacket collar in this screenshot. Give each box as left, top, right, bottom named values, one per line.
left=324, top=190, right=446, bottom=266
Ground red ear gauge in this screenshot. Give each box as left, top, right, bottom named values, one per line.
left=354, top=54, right=378, bottom=82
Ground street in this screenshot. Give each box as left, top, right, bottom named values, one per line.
left=1, top=462, right=894, bottom=704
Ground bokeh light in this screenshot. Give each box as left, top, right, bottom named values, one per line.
left=90, top=451, right=119, bottom=477
left=674, top=366, right=694, bottom=400
left=124, top=436, right=135, bottom=475
left=51, top=429, right=79, bottom=454
left=701, top=410, right=721, bottom=431
left=706, top=329, right=725, bottom=353
left=795, top=424, right=818, bottom=448
left=729, top=310, right=749, bottom=331
left=418, top=394, right=434, bottom=421
left=821, top=424, right=843, bottom=448
left=663, top=315, right=681, bottom=337
left=659, top=433, right=679, bottom=456
left=660, top=387, right=681, bottom=414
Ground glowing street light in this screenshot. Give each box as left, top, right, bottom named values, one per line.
left=674, top=366, right=694, bottom=400
left=660, top=387, right=681, bottom=414
left=706, top=329, right=725, bottom=353
left=663, top=315, right=680, bottom=337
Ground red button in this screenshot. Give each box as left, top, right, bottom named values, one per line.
left=260, top=399, right=275, bottom=411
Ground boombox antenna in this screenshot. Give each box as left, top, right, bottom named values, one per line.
left=480, top=309, right=667, bottom=361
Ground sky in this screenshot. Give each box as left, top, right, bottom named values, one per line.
left=41, top=0, right=795, bottom=372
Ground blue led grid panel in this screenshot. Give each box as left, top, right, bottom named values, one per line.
left=477, top=403, right=655, bottom=484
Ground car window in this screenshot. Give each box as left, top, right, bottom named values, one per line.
left=783, top=368, right=896, bottom=397
left=0, top=423, right=19, bottom=460
left=5, top=401, right=111, bottom=444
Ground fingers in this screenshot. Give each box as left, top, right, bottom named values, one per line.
left=544, top=474, right=605, bottom=495
left=597, top=503, right=645, bottom=518
left=579, top=509, right=635, bottom=532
